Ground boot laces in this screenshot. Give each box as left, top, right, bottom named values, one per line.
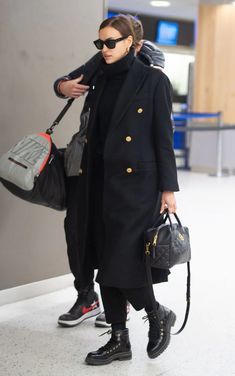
left=142, top=312, right=162, bottom=340
left=98, top=330, right=121, bottom=352
left=99, top=329, right=112, bottom=337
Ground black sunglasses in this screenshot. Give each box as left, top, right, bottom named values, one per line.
left=93, top=36, right=128, bottom=50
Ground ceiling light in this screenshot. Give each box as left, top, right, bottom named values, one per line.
left=150, top=1, right=171, bottom=7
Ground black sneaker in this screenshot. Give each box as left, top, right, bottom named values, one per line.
left=95, top=302, right=131, bottom=328
left=85, top=328, right=132, bottom=365
left=58, top=289, right=101, bottom=327
left=144, top=304, right=176, bottom=359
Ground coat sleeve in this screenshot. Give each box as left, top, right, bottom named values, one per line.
left=153, top=73, right=179, bottom=192
left=53, top=52, right=103, bottom=98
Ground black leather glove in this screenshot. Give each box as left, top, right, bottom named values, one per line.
left=138, top=40, right=165, bottom=69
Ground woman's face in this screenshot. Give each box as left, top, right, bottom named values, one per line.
left=99, top=26, right=133, bottom=64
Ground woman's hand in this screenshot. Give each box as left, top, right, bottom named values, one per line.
left=160, top=191, right=177, bottom=214
left=58, top=74, right=90, bottom=98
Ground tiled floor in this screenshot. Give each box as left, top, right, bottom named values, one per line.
left=0, top=171, right=235, bottom=376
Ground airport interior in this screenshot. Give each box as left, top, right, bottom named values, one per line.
left=0, top=1, right=235, bottom=375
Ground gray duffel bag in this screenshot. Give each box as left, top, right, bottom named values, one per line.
left=0, top=99, right=75, bottom=210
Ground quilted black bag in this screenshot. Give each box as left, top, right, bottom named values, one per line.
left=145, top=210, right=191, bottom=269
left=144, top=209, right=191, bottom=334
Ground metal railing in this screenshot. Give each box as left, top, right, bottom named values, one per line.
left=172, top=112, right=235, bottom=177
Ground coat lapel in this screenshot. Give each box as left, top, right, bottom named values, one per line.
left=108, top=58, right=147, bottom=133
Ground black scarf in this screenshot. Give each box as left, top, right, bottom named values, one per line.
left=95, top=49, right=135, bottom=155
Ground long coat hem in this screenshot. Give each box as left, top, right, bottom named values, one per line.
left=76, top=58, right=179, bottom=289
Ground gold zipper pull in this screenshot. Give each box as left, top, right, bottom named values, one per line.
left=145, top=242, right=151, bottom=255
left=153, top=232, right=158, bottom=246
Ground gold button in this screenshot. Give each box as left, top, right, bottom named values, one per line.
left=79, top=168, right=83, bottom=175
left=137, top=108, right=143, bottom=114
left=126, top=167, right=132, bottom=173
left=125, top=136, right=132, bottom=142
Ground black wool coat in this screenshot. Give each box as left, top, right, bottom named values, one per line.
left=74, top=58, right=179, bottom=289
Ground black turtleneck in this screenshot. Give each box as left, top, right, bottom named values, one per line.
left=95, top=49, right=135, bottom=155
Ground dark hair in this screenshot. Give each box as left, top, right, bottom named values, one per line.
left=127, top=14, right=144, bottom=44
left=99, top=14, right=144, bottom=48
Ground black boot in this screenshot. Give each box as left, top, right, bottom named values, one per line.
left=145, top=304, right=176, bottom=359
left=85, top=328, right=132, bottom=365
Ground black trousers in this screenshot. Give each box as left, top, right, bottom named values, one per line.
left=100, top=285, right=154, bottom=323
left=64, top=153, right=104, bottom=293
left=64, top=176, right=94, bottom=292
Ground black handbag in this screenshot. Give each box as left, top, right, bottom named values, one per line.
left=144, top=209, right=191, bottom=334
left=64, top=106, right=90, bottom=176
left=0, top=99, right=75, bottom=211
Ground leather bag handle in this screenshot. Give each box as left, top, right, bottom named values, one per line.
left=155, top=209, right=183, bottom=228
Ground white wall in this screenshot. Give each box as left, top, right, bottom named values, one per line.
left=0, top=0, right=104, bottom=290
left=164, top=52, right=195, bottom=95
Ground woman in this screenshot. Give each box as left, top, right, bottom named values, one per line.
left=54, top=16, right=167, bottom=330
left=76, top=15, right=179, bottom=365
left=72, top=15, right=179, bottom=365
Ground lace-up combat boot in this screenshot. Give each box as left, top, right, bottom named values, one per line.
left=145, top=304, right=176, bottom=359
left=85, top=328, right=132, bottom=365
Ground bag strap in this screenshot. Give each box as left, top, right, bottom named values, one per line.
left=145, top=251, right=191, bottom=335
left=154, top=209, right=183, bottom=228
left=171, top=262, right=191, bottom=335
left=46, top=98, right=75, bottom=135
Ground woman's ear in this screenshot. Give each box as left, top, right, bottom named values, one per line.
left=127, top=35, right=133, bottom=48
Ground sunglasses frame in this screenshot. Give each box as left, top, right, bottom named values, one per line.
left=93, top=36, right=128, bottom=50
